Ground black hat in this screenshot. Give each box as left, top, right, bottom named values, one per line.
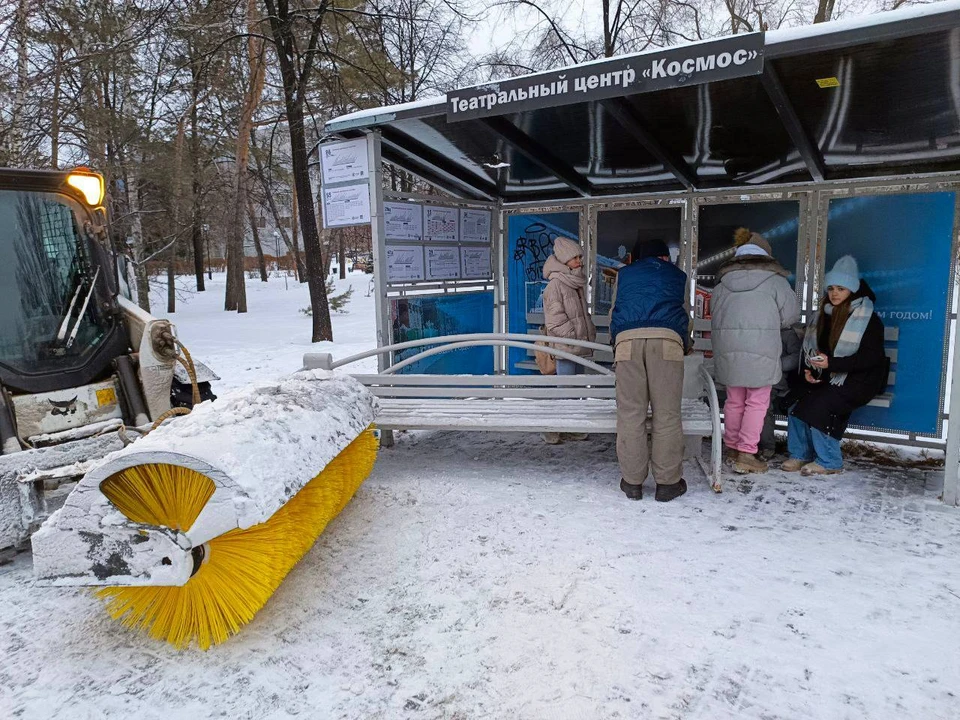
left=632, top=238, right=670, bottom=260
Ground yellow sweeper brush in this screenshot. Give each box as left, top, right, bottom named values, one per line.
left=32, top=370, right=378, bottom=650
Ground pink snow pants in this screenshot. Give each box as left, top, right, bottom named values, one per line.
left=723, top=386, right=772, bottom=455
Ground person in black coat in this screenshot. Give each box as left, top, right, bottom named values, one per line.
left=782, top=256, right=888, bottom=475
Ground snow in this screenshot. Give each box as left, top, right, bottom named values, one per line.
left=325, top=96, right=446, bottom=132
left=3, top=271, right=960, bottom=718
left=766, top=0, right=960, bottom=46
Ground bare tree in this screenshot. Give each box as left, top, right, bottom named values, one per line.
left=261, top=0, right=334, bottom=341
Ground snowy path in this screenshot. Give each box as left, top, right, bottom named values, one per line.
left=2, top=434, right=958, bottom=719
left=2, top=274, right=959, bottom=719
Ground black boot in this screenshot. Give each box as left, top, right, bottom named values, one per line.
left=620, top=478, right=642, bottom=501
left=655, top=478, right=687, bottom=502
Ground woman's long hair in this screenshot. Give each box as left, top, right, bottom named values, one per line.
left=817, top=293, right=852, bottom=353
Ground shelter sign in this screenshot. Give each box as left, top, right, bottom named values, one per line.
left=447, top=33, right=764, bottom=122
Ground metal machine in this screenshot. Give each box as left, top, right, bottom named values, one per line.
left=0, top=168, right=216, bottom=559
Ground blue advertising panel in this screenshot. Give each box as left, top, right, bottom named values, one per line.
left=506, top=212, right=580, bottom=374
left=390, top=292, right=495, bottom=374
left=825, top=192, right=956, bottom=434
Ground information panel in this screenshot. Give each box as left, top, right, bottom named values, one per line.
left=322, top=183, right=370, bottom=227
left=425, top=246, right=461, bottom=280
left=460, top=208, right=492, bottom=244
left=320, top=138, right=368, bottom=184
left=461, top=245, right=491, bottom=279
left=384, top=202, right=423, bottom=241
left=385, top=244, right=425, bottom=282
left=424, top=206, right=459, bottom=243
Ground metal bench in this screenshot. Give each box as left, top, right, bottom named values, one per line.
left=303, top=333, right=723, bottom=492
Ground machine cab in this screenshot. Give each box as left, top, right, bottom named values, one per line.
left=0, top=168, right=128, bottom=396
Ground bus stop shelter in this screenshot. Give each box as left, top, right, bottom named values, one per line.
left=320, top=2, right=960, bottom=503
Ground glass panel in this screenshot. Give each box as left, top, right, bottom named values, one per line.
left=0, top=190, right=111, bottom=378
left=595, top=208, right=683, bottom=316
left=694, top=201, right=801, bottom=356
left=624, top=77, right=808, bottom=186
left=506, top=212, right=580, bottom=373
left=696, top=201, right=800, bottom=291
left=776, top=34, right=960, bottom=177
left=825, top=192, right=955, bottom=435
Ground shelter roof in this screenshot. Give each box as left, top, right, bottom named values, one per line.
left=325, top=2, right=960, bottom=202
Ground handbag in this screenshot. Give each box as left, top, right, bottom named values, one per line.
left=534, top=326, right=556, bottom=375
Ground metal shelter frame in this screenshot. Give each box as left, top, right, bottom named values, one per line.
left=328, top=3, right=960, bottom=504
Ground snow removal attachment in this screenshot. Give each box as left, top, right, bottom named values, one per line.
left=33, top=370, right=379, bottom=649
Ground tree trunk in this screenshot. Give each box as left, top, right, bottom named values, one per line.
left=51, top=45, right=62, bottom=168
left=264, top=0, right=333, bottom=341
left=127, top=173, right=151, bottom=313
left=602, top=0, right=613, bottom=57
left=339, top=230, right=346, bottom=280
left=167, top=242, right=176, bottom=313
left=8, top=0, right=28, bottom=160
left=291, top=181, right=305, bottom=282
left=190, top=61, right=205, bottom=292
left=247, top=197, right=269, bottom=281
left=225, top=0, right=267, bottom=313
left=814, top=0, right=836, bottom=24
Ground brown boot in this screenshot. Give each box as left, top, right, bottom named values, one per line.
left=733, top=452, right=768, bottom=474
left=781, top=458, right=806, bottom=473
left=801, top=462, right=843, bottom=476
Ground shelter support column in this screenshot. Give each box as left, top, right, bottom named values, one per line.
left=943, top=321, right=960, bottom=505
left=367, top=130, right=394, bottom=447
left=366, top=131, right=389, bottom=371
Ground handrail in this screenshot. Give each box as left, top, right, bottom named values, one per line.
left=698, top=363, right=723, bottom=493
left=329, top=333, right=611, bottom=370
left=384, top=340, right=614, bottom=375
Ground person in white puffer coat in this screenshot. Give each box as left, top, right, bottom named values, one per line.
left=710, top=228, right=800, bottom=475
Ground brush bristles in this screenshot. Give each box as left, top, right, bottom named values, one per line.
left=97, top=426, right=378, bottom=650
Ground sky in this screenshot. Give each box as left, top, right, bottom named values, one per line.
left=464, top=1, right=605, bottom=62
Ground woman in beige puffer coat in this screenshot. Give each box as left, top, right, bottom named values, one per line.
left=542, top=236, right=596, bottom=375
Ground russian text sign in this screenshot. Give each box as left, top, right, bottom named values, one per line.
left=447, top=33, right=763, bottom=122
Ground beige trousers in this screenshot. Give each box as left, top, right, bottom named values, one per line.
left=615, top=338, right=685, bottom=486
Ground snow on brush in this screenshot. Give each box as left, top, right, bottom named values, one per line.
left=2, top=272, right=960, bottom=719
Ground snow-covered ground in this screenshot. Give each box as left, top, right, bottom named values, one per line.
left=2, top=273, right=959, bottom=719
left=155, top=270, right=380, bottom=391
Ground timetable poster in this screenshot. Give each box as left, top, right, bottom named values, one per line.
left=460, top=208, right=492, bottom=244
left=385, top=244, right=425, bottom=282
left=319, top=138, right=369, bottom=185
left=426, top=246, right=461, bottom=280
left=424, top=206, right=459, bottom=243
left=461, top=246, right=492, bottom=279
left=384, top=202, right=423, bottom=241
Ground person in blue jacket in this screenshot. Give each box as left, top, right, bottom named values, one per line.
left=609, top=238, right=690, bottom=503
